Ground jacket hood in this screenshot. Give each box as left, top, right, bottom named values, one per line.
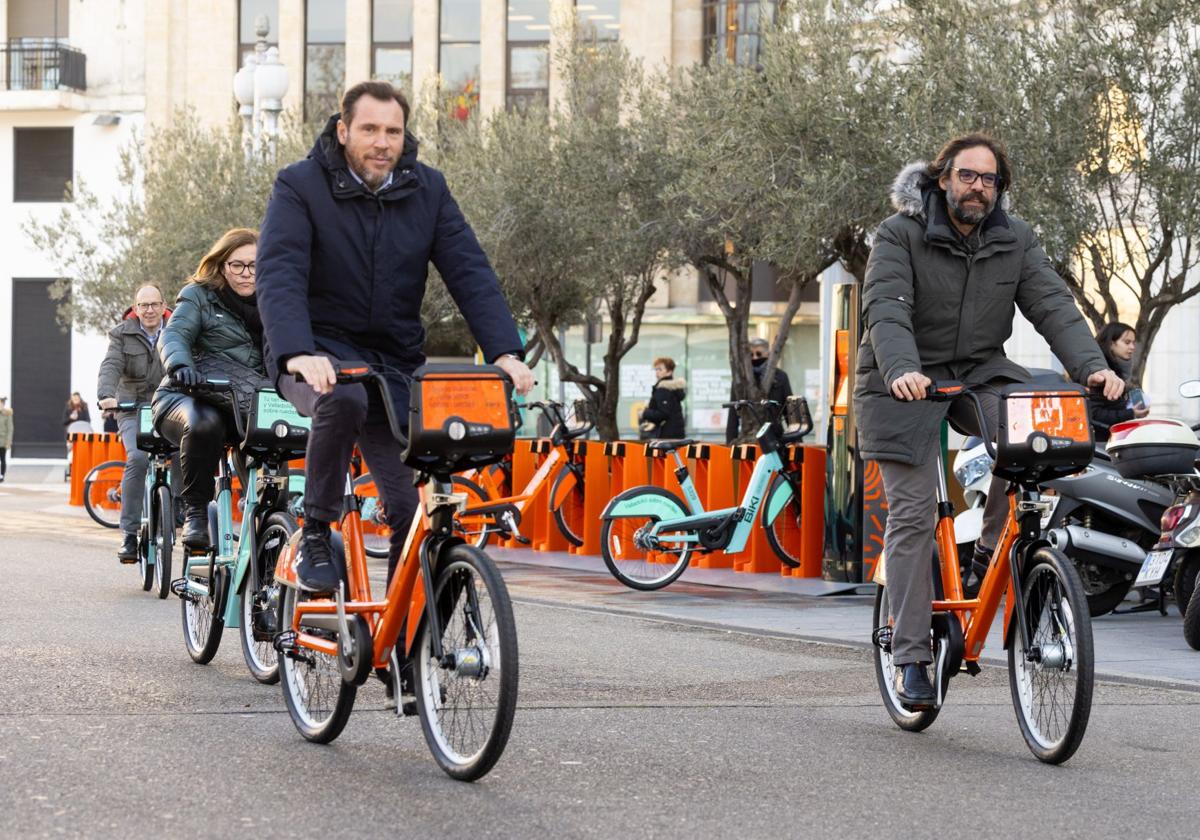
left=310, top=113, right=420, bottom=180
left=890, top=160, right=1012, bottom=219
left=120, top=306, right=171, bottom=322
left=656, top=377, right=687, bottom=391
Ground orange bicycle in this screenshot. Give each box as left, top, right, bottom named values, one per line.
left=871, top=381, right=1096, bottom=764
left=273, top=363, right=519, bottom=781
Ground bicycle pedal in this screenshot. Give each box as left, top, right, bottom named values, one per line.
left=963, top=660, right=981, bottom=677
left=400, top=699, right=417, bottom=717
left=169, top=578, right=192, bottom=600
left=514, top=534, right=532, bottom=546
left=871, top=625, right=893, bottom=653
left=273, top=630, right=297, bottom=654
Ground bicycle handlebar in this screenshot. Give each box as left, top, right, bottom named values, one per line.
left=294, top=363, right=410, bottom=448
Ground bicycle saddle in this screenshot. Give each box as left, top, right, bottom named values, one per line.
left=644, top=439, right=697, bottom=453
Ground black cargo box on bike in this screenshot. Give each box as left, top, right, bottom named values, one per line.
left=403, top=364, right=518, bottom=476
left=243, top=388, right=311, bottom=457
left=994, top=383, right=1093, bottom=482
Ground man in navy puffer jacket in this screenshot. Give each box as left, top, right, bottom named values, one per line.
left=258, top=80, right=533, bottom=593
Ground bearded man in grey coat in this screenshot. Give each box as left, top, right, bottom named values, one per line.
left=853, top=132, right=1124, bottom=709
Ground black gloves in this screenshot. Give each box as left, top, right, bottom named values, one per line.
left=171, top=365, right=200, bottom=388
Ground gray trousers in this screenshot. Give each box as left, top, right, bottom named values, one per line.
left=879, top=392, right=1010, bottom=665
left=117, top=413, right=151, bottom=535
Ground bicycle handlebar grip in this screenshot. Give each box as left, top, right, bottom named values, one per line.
left=925, top=380, right=965, bottom=402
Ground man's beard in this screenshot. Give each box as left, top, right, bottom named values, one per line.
left=349, top=149, right=394, bottom=190
left=946, top=188, right=996, bottom=226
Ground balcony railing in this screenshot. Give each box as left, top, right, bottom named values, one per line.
left=2, top=41, right=87, bottom=93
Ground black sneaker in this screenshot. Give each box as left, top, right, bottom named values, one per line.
left=894, top=663, right=936, bottom=710
left=181, top=504, right=210, bottom=551
left=118, top=532, right=139, bottom=564
left=296, top=521, right=340, bottom=593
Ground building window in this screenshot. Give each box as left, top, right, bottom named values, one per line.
left=13, top=127, right=73, bottom=203
left=576, top=0, right=620, bottom=42
left=7, top=0, right=70, bottom=42
left=703, top=1, right=776, bottom=66
left=440, top=0, right=481, bottom=121
left=306, top=0, right=348, bottom=120
left=507, top=0, right=550, bottom=112
left=239, top=0, right=280, bottom=66
left=373, top=0, right=414, bottom=91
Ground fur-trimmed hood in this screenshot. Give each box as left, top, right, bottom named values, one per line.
left=654, top=377, right=687, bottom=391
left=890, top=160, right=1011, bottom=219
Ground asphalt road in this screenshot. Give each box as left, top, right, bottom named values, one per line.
left=1, top=500, right=1198, bottom=839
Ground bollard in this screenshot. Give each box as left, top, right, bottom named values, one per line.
left=577, top=440, right=609, bottom=556
left=530, top=440, right=569, bottom=552
left=688, top=443, right=736, bottom=569
left=68, top=433, right=87, bottom=506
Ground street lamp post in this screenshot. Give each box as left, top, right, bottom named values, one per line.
left=232, top=16, right=288, bottom=158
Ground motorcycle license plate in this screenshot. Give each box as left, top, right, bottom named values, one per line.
left=1134, top=548, right=1173, bottom=587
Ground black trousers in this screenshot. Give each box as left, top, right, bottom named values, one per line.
left=157, top=396, right=237, bottom=507
left=0, top=446, right=6, bottom=476
left=277, top=370, right=418, bottom=581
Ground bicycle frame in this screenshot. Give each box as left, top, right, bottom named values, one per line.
left=609, top=440, right=789, bottom=555
left=276, top=475, right=454, bottom=670
left=140, top=452, right=172, bottom=568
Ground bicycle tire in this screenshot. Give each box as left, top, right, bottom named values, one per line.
left=600, top=487, right=693, bottom=591
left=239, top=511, right=294, bottom=685
left=550, top=463, right=585, bottom=548
left=763, top=473, right=803, bottom=569
left=154, top=485, right=174, bottom=600
left=1007, top=547, right=1094, bottom=764
left=83, top=460, right=125, bottom=529
left=871, top=583, right=939, bottom=732
left=138, top=521, right=154, bottom=592
left=451, top=475, right=492, bottom=549
left=413, top=544, right=518, bottom=781
left=1183, top=565, right=1200, bottom=650
left=279, top=585, right=357, bottom=743
left=181, top=559, right=228, bottom=665
left=352, top=473, right=391, bottom=559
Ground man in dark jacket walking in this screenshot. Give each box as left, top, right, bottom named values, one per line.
left=97, top=284, right=170, bottom=562
left=258, top=80, right=533, bottom=593
left=853, top=133, right=1123, bottom=709
left=725, top=338, right=792, bottom=444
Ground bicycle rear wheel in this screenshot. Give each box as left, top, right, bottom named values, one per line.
left=137, top=523, right=154, bottom=592
left=871, top=583, right=939, bottom=732
left=154, top=485, right=174, bottom=600
left=1008, top=547, right=1093, bottom=764
left=550, top=463, right=585, bottom=548
left=181, top=558, right=228, bottom=664
left=239, top=511, right=294, bottom=684
left=763, top=473, right=803, bottom=569
left=413, top=544, right=518, bottom=781
left=279, top=586, right=357, bottom=743
left=83, top=460, right=125, bottom=529
left=600, top=487, right=693, bottom=591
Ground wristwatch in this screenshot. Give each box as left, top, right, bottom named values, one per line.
left=495, top=353, right=522, bottom=364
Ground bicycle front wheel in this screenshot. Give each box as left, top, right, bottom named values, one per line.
left=279, top=586, right=357, bottom=743
left=413, top=544, right=518, bottom=781
left=1008, top=547, right=1094, bottom=764
left=600, top=487, right=693, bottom=591
left=154, top=485, right=174, bottom=600
left=83, top=460, right=125, bottom=529
left=763, top=473, right=803, bottom=569
left=550, top=464, right=585, bottom=548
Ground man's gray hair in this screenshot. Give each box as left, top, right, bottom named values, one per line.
left=749, top=337, right=770, bottom=349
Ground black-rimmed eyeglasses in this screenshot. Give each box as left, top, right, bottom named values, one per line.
left=949, top=166, right=1002, bottom=189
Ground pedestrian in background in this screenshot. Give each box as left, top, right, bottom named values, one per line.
left=1091, top=321, right=1148, bottom=441
left=725, top=338, right=793, bottom=443
left=0, top=396, right=12, bottom=482
left=639, top=357, right=686, bottom=440
left=97, top=283, right=171, bottom=563
left=62, top=393, right=90, bottom=432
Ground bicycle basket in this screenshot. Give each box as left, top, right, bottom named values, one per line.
left=244, top=389, right=311, bottom=455
left=404, top=364, right=518, bottom=475
left=994, top=383, right=1093, bottom=482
